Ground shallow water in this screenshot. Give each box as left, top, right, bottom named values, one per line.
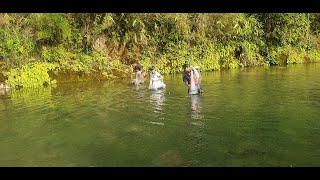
left=0, top=64, right=320, bottom=166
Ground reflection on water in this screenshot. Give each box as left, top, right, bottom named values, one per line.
left=131, top=84, right=141, bottom=91
left=150, top=90, right=165, bottom=113
left=147, top=89, right=166, bottom=126
left=8, top=87, right=53, bottom=106
left=190, top=95, right=203, bottom=121
left=131, top=83, right=147, bottom=103
left=184, top=94, right=207, bottom=167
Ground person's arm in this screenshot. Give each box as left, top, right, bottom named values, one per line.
left=156, top=72, right=163, bottom=81
left=183, top=76, right=190, bottom=87
left=151, top=76, right=158, bottom=81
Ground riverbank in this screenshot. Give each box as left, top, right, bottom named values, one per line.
left=0, top=61, right=318, bottom=90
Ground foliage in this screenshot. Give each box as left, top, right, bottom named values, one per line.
left=0, top=14, right=35, bottom=69
left=31, top=13, right=71, bottom=46
left=1, top=13, right=320, bottom=87
left=4, top=63, right=57, bottom=88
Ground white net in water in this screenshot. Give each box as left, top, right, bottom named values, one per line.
left=189, top=67, right=201, bottom=95
left=149, top=71, right=166, bottom=90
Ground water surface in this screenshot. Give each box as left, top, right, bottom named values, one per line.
left=1, top=64, right=320, bottom=166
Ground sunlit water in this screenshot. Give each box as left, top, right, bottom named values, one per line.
left=1, top=63, right=320, bottom=167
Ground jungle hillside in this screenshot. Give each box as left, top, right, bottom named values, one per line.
left=1, top=13, right=320, bottom=88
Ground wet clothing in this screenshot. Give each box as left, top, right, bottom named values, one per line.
left=183, top=69, right=202, bottom=94
left=151, top=71, right=162, bottom=80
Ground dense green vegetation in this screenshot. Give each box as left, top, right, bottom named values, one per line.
left=1, top=13, right=320, bottom=88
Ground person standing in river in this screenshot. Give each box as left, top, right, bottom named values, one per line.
left=131, top=60, right=145, bottom=85
left=182, top=63, right=203, bottom=94
left=148, top=66, right=166, bottom=90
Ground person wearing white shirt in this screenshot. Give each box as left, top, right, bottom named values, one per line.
left=148, top=66, right=166, bottom=90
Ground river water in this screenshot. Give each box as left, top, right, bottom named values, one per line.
left=0, top=64, right=320, bottom=166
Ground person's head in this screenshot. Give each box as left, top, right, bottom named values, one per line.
left=149, top=66, right=155, bottom=73
left=183, top=64, right=190, bottom=72
left=131, top=60, right=138, bottom=67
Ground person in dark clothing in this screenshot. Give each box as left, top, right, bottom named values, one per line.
left=182, top=64, right=192, bottom=89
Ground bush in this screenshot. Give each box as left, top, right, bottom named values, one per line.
left=4, top=62, right=57, bottom=88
